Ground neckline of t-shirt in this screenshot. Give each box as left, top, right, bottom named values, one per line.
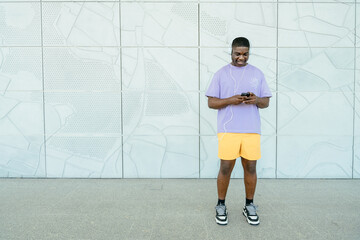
left=228, top=63, right=251, bottom=70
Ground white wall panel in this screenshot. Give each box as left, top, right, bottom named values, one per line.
left=2, top=95, right=44, bottom=136
left=0, top=3, right=41, bottom=46
left=43, top=47, right=121, bottom=91
left=0, top=47, right=42, bottom=92
left=123, top=91, right=198, bottom=136
left=200, top=3, right=277, bottom=47
left=355, top=54, right=360, bottom=178
left=202, top=0, right=276, bottom=2
left=277, top=136, right=353, bottom=178
left=126, top=0, right=196, bottom=2
left=278, top=92, right=353, bottom=136
left=122, top=48, right=197, bottom=91
left=0, top=143, right=45, bottom=178
left=356, top=48, right=360, bottom=92
left=278, top=3, right=355, bottom=47
left=258, top=135, right=276, bottom=178
left=0, top=0, right=39, bottom=2
left=122, top=47, right=199, bottom=137
left=0, top=92, right=45, bottom=177
left=355, top=4, right=360, bottom=47
left=354, top=136, right=360, bottom=178
left=121, top=3, right=198, bottom=47
left=45, top=137, right=122, bottom=178
left=353, top=136, right=360, bottom=178
left=199, top=136, right=218, bottom=178
left=123, top=135, right=198, bottom=178
left=43, top=2, right=120, bottom=46
left=354, top=92, right=360, bottom=178
left=278, top=48, right=354, bottom=92
left=261, top=95, right=276, bottom=136
left=44, top=91, right=122, bottom=178
left=279, top=0, right=353, bottom=2
left=199, top=93, right=217, bottom=136
left=44, top=92, right=121, bottom=136
left=43, top=0, right=115, bottom=2
left=200, top=48, right=230, bottom=93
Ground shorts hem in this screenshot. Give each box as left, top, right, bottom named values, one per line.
left=240, top=155, right=260, bottom=161
left=218, top=155, right=260, bottom=161
left=218, top=155, right=239, bottom=161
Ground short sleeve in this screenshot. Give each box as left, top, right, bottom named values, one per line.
left=259, top=72, right=272, bottom=98
left=205, top=72, right=220, bottom=98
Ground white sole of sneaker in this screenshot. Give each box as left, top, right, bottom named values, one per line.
left=215, top=217, right=228, bottom=225
left=242, top=210, right=259, bottom=225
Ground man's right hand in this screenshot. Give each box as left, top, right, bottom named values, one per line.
left=228, top=95, right=246, bottom=105
left=208, top=95, right=246, bottom=109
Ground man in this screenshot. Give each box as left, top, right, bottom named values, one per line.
left=206, top=37, right=272, bottom=226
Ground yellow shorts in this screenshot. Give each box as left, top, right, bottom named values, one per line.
left=217, top=133, right=261, bottom=160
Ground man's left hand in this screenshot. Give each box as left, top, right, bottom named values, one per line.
left=243, top=92, right=258, bottom=105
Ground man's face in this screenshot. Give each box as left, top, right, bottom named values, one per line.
left=231, top=46, right=249, bottom=67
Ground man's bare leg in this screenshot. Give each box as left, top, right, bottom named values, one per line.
left=241, top=157, right=257, bottom=200
left=217, top=159, right=236, bottom=200
left=241, top=157, right=260, bottom=225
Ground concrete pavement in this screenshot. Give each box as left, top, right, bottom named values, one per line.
left=0, top=179, right=359, bottom=240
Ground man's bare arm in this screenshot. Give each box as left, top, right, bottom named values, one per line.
left=207, top=95, right=246, bottom=109
left=243, top=93, right=270, bottom=109
left=255, top=97, right=270, bottom=109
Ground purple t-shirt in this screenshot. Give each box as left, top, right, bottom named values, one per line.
left=206, top=63, right=272, bottom=134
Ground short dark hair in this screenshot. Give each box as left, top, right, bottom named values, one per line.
left=232, top=37, right=250, bottom=49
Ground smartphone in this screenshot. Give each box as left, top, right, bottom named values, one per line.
left=241, top=92, right=250, bottom=97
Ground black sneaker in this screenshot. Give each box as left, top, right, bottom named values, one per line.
left=215, top=204, right=228, bottom=225
left=243, top=203, right=259, bottom=225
